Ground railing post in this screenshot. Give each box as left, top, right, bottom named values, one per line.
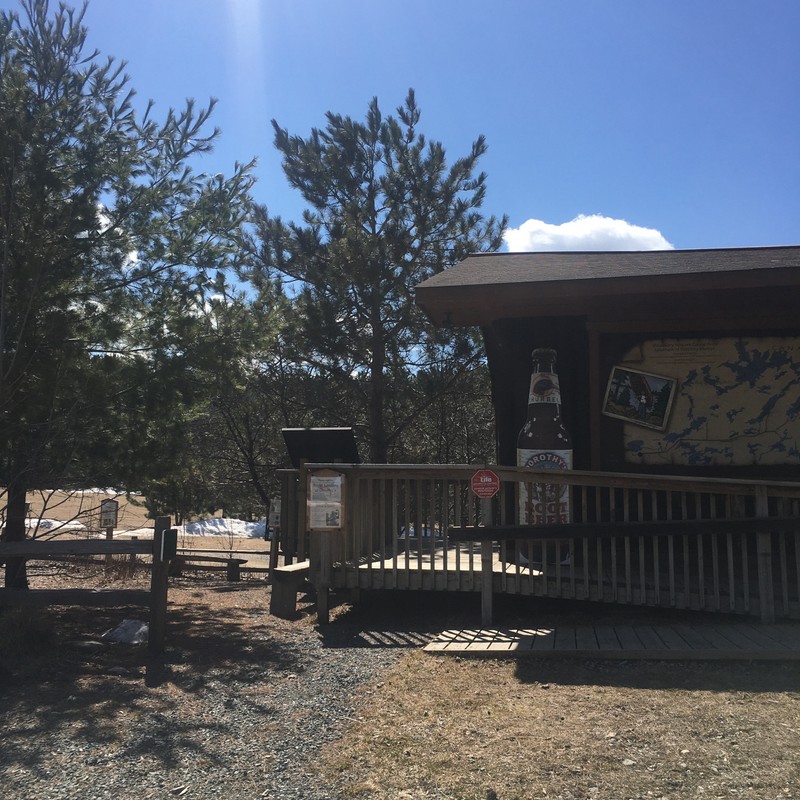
left=755, top=486, right=775, bottom=624
left=149, top=515, right=171, bottom=654
left=296, top=466, right=308, bottom=563
left=270, top=473, right=289, bottom=575
left=480, top=497, right=493, bottom=626
left=481, top=540, right=493, bottom=626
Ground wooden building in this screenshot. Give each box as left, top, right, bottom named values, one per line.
left=274, top=247, right=800, bottom=625
left=414, top=246, right=800, bottom=481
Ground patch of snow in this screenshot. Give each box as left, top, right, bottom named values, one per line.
left=39, top=487, right=143, bottom=496
left=111, top=518, right=267, bottom=539
left=183, top=518, right=267, bottom=539
left=123, top=527, right=156, bottom=538
left=26, top=518, right=87, bottom=532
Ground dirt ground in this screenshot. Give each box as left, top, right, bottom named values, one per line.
left=2, top=560, right=800, bottom=800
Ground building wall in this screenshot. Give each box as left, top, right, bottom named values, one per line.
left=598, top=328, right=800, bottom=480
left=484, top=286, right=800, bottom=481
left=484, top=316, right=591, bottom=470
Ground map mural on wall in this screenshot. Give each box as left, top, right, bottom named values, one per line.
left=620, top=337, right=800, bottom=466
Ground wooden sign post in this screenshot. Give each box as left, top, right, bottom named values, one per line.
left=470, top=469, right=500, bottom=626
left=307, top=470, right=344, bottom=625
left=100, top=498, right=119, bottom=567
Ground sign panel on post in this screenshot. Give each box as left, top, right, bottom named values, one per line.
left=100, top=498, right=119, bottom=529
left=308, top=470, right=344, bottom=530
left=470, top=469, right=500, bottom=499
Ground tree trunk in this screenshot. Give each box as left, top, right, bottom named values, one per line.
left=369, top=323, right=388, bottom=463
left=2, top=480, right=29, bottom=589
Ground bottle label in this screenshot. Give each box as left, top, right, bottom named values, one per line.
left=528, top=372, right=561, bottom=404
left=517, top=448, right=572, bottom=524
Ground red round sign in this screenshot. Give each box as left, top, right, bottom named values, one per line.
left=470, top=469, right=500, bottom=499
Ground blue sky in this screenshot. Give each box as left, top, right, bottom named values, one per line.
left=5, top=0, right=799, bottom=251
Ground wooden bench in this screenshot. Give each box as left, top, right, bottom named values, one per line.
left=270, top=560, right=310, bottom=618
left=169, top=553, right=248, bottom=582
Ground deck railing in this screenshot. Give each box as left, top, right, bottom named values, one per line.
left=277, top=465, right=800, bottom=623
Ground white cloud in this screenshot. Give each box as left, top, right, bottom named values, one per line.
left=503, top=214, right=674, bottom=252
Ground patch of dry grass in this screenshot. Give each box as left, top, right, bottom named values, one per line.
left=317, top=651, right=800, bottom=800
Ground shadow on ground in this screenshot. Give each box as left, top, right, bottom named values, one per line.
left=0, top=570, right=311, bottom=778
left=320, top=589, right=800, bottom=693
left=1, top=575, right=299, bottom=699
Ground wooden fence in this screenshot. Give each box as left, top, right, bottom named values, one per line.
left=0, top=517, right=173, bottom=652
left=277, top=465, right=800, bottom=624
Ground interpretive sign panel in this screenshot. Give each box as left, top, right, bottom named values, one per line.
left=308, top=470, right=344, bottom=530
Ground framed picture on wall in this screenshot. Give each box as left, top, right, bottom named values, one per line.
left=602, top=366, right=677, bottom=431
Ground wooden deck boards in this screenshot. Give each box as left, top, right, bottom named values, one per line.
left=358, top=548, right=541, bottom=576
left=424, top=622, right=800, bottom=660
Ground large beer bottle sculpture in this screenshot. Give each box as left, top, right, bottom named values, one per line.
left=517, top=348, right=573, bottom=524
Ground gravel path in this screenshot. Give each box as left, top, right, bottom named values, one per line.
left=1, top=568, right=417, bottom=800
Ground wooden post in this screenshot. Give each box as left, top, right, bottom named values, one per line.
left=480, top=498, right=493, bottom=626
left=270, top=475, right=290, bottom=576
left=226, top=559, right=241, bottom=582
left=755, top=487, right=775, bottom=624
left=308, top=530, right=330, bottom=625
left=481, top=539, right=493, bottom=626
left=149, top=516, right=171, bottom=654
left=588, top=326, right=603, bottom=470
left=101, top=499, right=119, bottom=569
left=294, top=464, right=309, bottom=564
left=105, top=524, right=114, bottom=568
left=318, top=532, right=331, bottom=625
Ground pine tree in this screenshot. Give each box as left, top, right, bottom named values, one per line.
left=0, top=0, right=255, bottom=586
left=246, top=90, right=506, bottom=462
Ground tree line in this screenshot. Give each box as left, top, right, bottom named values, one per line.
left=0, top=0, right=507, bottom=586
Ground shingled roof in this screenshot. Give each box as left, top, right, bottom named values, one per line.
left=414, top=245, right=800, bottom=326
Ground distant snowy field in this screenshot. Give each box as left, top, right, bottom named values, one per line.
left=27, top=515, right=267, bottom=539
left=23, top=488, right=268, bottom=539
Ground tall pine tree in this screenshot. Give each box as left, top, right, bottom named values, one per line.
left=246, top=90, right=506, bottom=462
left=0, top=0, right=255, bottom=586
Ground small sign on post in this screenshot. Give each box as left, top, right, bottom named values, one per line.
left=100, top=499, right=119, bottom=529
left=470, top=469, right=500, bottom=499
left=161, top=528, right=178, bottom=561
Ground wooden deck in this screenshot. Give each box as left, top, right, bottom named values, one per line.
left=280, top=464, right=800, bottom=624
left=424, top=621, right=800, bottom=660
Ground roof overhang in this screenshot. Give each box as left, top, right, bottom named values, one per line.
left=414, top=246, right=800, bottom=327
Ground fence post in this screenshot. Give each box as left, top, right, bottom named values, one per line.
left=149, top=516, right=171, bottom=653
left=755, top=487, right=775, bottom=624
